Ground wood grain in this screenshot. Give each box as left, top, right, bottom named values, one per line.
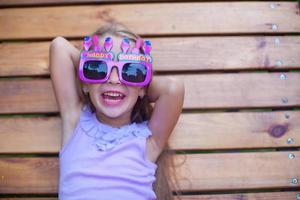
left=0, top=1, right=299, bottom=198
left=0, top=111, right=299, bottom=153
left=175, top=192, right=300, bottom=200
left=171, top=111, right=300, bottom=150
left=182, top=72, right=300, bottom=109
left=175, top=152, right=300, bottom=191
left=0, top=152, right=299, bottom=193
left=1, top=192, right=299, bottom=199
left=0, top=0, right=192, bottom=7
left=0, top=0, right=185, bottom=7
left=1, top=36, right=300, bottom=77
left=0, top=2, right=300, bottom=39
left=0, top=72, right=299, bottom=113
left=0, top=79, right=57, bottom=113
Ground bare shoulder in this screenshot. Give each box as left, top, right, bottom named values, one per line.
left=61, top=102, right=84, bottom=147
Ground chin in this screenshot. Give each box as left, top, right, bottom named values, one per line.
left=103, top=111, right=126, bottom=119
left=98, top=105, right=132, bottom=119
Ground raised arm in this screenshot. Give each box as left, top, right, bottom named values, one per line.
left=147, top=76, right=185, bottom=156
left=49, top=37, right=82, bottom=128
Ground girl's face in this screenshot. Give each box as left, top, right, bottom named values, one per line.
left=83, top=35, right=145, bottom=127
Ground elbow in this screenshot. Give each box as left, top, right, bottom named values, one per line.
left=49, top=36, right=67, bottom=52
left=51, top=36, right=67, bottom=45
left=166, top=77, right=185, bottom=108
left=167, top=77, right=185, bottom=98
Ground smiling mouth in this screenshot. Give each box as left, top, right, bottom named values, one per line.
left=101, top=91, right=126, bottom=106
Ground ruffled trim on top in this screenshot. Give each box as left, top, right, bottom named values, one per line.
left=80, top=105, right=152, bottom=151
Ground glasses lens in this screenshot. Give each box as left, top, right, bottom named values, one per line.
left=83, top=60, right=107, bottom=80
left=122, top=63, right=147, bottom=83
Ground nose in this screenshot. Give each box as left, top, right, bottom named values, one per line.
left=107, top=67, right=120, bottom=84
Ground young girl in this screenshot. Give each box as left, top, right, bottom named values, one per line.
left=49, top=22, right=184, bottom=200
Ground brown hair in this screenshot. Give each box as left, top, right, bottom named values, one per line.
left=75, top=21, right=181, bottom=200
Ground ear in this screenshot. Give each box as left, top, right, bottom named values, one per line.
left=82, top=84, right=89, bottom=94
left=138, top=88, right=145, bottom=98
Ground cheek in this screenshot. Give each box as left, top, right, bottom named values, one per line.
left=126, top=89, right=141, bottom=105
left=128, top=86, right=144, bottom=96
left=88, top=85, right=100, bottom=103
left=88, top=92, right=97, bottom=107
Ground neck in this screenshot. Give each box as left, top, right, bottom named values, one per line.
left=95, top=112, right=131, bottom=128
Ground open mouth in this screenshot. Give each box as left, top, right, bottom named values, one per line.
left=101, top=91, right=126, bottom=106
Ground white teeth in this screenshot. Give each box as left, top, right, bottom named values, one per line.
left=103, top=92, right=124, bottom=97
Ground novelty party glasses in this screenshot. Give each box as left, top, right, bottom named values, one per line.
left=78, top=35, right=153, bottom=87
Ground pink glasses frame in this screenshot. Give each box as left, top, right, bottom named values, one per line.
left=78, top=36, right=153, bottom=87
left=78, top=52, right=152, bottom=87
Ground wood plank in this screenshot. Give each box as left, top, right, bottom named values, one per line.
left=0, top=199, right=57, bottom=200
left=0, top=2, right=299, bottom=40
left=170, top=111, right=300, bottom=150
left=0, top=152, right=299, bottom=193
left=0, top=116, right=61, bottom=153
left=1, top=111, right=300, bottom=153
left=0, top=41, right=50, bottom=76
left=175, top=152, right=300, bottom=191
left=1, top=192, right=299, bottom=199
left=1, top=36, right=300, bottom=77
left=182, top=72, right=300, bottom=109
left=0, top=79, right=57, bottom=113
left=175, top=192, right=300, bottom=200
left=0, top=157, right=59, bottom=194
left=0, top=0, right=177, bottom=7
left=0, top=72, right=299, bottom=114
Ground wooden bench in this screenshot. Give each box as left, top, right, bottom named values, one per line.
left=0, top=1, right=300, bottom=199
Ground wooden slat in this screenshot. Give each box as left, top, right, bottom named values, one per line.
left=175, top=152, right=300, bottom=191
left=171, top=111, right=300, bottom=150
left=0, top=79, right=57, bottom=113
left=1, top=192, right=299, bottom=200
left=0, top=2, right=300, bottom=40
left=0, top=157, right=58, bottom=194
left=0, top=0, right=174, bottom=7
left=1, top=36, right=300, bottom=77
left=0, top=72, right=299, bottom=114
left=183, top=72, right=300, bottom=109
left=0, top=152, right=299, bottom=193
left=0, top=41, right=50, bottom=76
left=1, top=111, right=300, bottom=153
left=175, top=192, right=300, bottom=200
left=0, top=116, right=61, bottom=153
left=0, top=199, right=57, bottom=200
